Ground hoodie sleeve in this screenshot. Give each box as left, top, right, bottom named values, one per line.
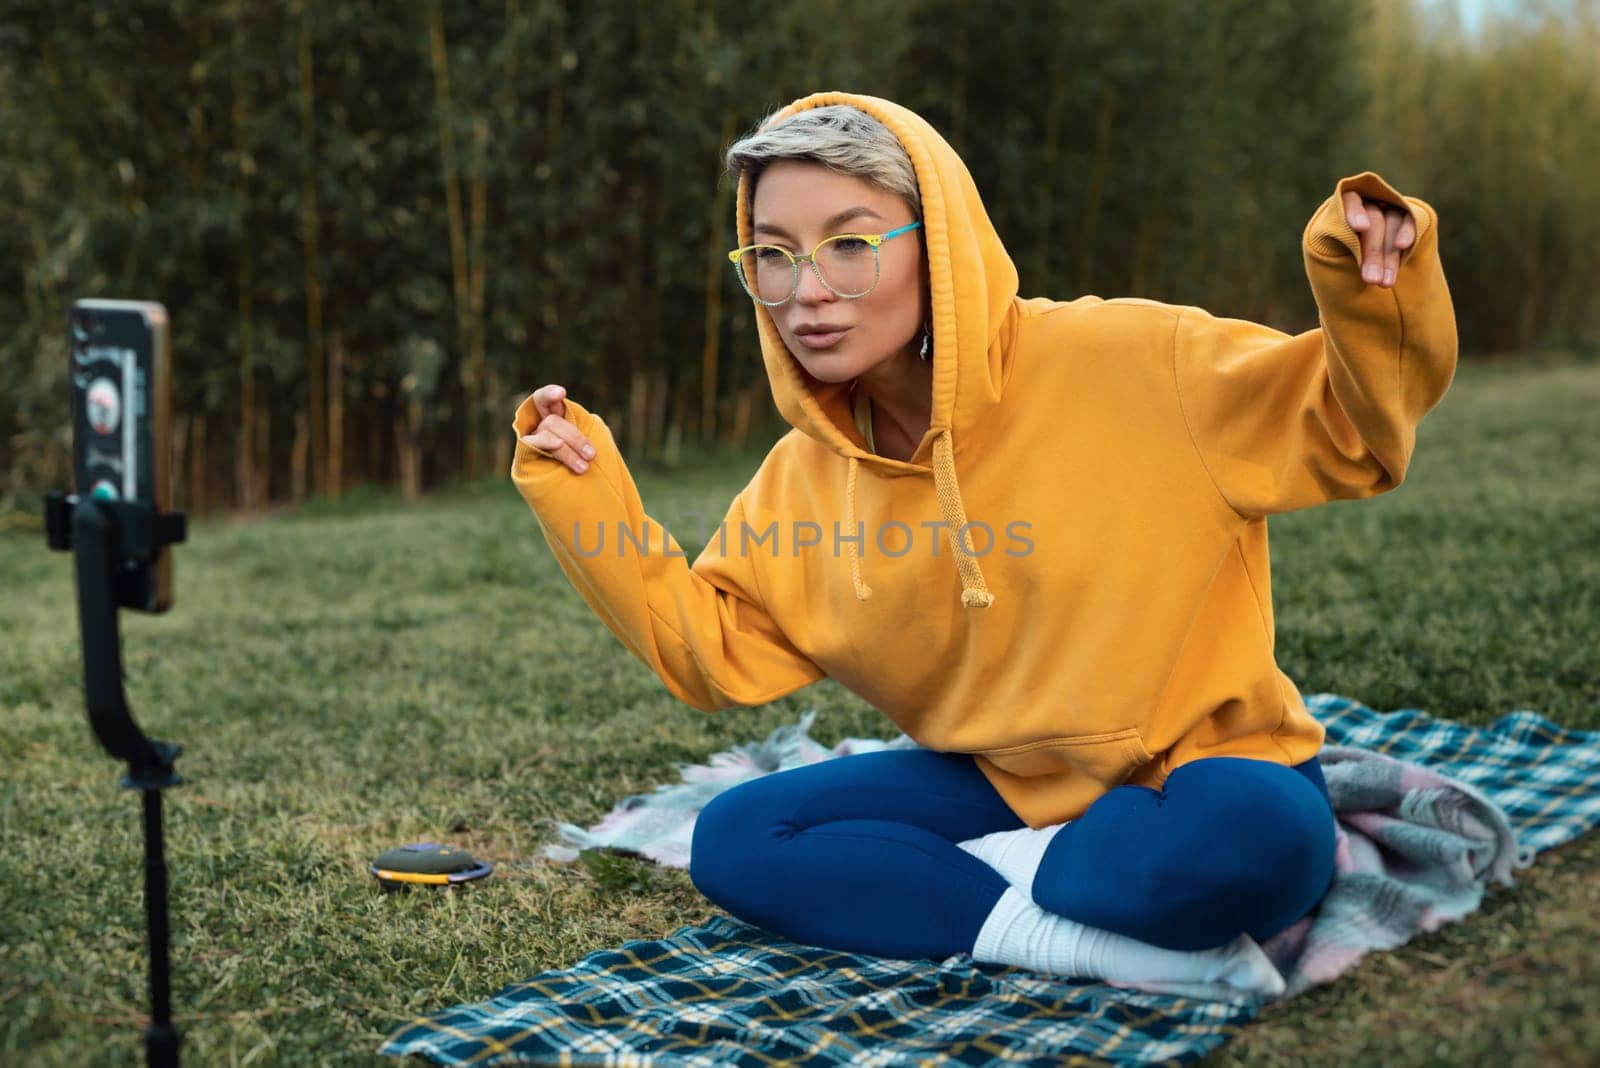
left=1172, top=171, right=1458, bottom=520
left=510, top=393, right=827, bottom=712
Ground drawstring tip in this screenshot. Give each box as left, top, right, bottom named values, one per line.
left=961, top=588, right=995, bottom=608
left=854, top=583, right=874, bottom=602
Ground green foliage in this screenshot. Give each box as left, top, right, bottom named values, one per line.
left=2, top=0, right=1596, bottom=515
left=1358, top=0, right=1600, bottom=355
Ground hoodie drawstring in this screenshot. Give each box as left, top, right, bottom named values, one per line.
left=844, top=455, right=873, bottom=601
left=933, top=428, right=995, bottom=608
left=842, top=429, right=995, bottom=609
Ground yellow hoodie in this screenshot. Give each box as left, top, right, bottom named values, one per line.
left=510, top=91, right=1458, bottom=828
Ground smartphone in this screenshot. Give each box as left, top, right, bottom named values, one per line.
left=70, top=299, right=174, bottom=612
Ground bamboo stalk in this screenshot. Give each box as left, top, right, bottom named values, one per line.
left=231, top=0, right=258, bottom=509
left=256, top=390, right=271, bottom=503
left=403, top=394, right=424, bottom=501
left=666, top=383, right=686, bottom=465
left=644, top=179, right=668, bottom=457
left=623, top=187, right=645, bottom=453
left=491, top=0, right=521, bottom=477
left=542, top=7, right=567, bottom=377
left=192, top=415, right=209, bottom=515
left=296, top=2, right=326, bottom=497
left=427, top=0, right=474, bottom=477
left=467, top=114, right=489, bottom=478
left=628, top=370, right=649, bottom=458
left=170, top=415, right=189, bottom=513
left=238, top=365, right=256, bottom=510
left=328, top=326, right=344, bottom=500
left=394, top=423, right=411, bottom=501
left=186, top=19, right=213, bottom=189
left=730, top=387, right=754, bottom=451
left=647, top=369, right=669, bottom=462
left=369, top=386, right=384, bottom=486
left=702, top=106, right=736, bottom=445
left=290, top=411, right=308, bottom=505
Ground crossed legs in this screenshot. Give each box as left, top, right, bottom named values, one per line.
left=688, top=748, right=1335, bottom=960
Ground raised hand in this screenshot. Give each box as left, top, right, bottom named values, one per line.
left=1342, top=190, right=1416, bottom=289
left=519, top=384, right=597, bottom=475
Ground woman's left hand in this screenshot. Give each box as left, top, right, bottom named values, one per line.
left=1342, top=191, right=1416, bottom=289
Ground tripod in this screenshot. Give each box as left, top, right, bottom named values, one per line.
left=45, top=491, right=188, bottom=1068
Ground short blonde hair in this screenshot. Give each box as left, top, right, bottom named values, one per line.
left=724, top=104, right=921, bottom=217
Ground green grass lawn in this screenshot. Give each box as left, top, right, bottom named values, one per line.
left=3, top=355, right=1597, bottom=1066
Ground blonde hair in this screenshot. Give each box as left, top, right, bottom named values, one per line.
left=724, top=104, right=921, bottom=217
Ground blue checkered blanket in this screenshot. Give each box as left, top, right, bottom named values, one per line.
left=380, top=696, right=1600, bottom=1066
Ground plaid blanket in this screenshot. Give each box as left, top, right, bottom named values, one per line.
left=380, top=696, right=1600, bottom=1066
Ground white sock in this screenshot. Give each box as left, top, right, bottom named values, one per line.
left=956, top=823, right=1067, bottom=896
left=970, top=886, right=1286, bottom=998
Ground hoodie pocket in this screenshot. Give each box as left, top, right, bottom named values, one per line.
left=977, top=728, right=1154, bottom=787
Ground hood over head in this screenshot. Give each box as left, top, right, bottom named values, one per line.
left=733, top=91, right=1020, bottom=608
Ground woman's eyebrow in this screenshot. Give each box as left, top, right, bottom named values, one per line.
left=753, top=206, right=886, bottom=241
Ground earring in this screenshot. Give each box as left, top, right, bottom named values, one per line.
left=919, top=318, right=933, bottom=361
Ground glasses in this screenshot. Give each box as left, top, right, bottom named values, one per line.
left=728, top=221, right=923, bottom=306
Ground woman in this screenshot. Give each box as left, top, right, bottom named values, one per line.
left=512, top=92, right=1457, bottom=995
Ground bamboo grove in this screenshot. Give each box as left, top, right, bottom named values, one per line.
left=3, top=0, right=1596, bottom=514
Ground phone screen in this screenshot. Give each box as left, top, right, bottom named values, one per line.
left=70, top=299, right=173, bottom=611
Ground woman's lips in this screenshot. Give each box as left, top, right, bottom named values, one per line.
left=794, top=328, right=850, bottom=349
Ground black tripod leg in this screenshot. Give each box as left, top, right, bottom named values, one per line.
left=143, top=787, right=181, bottom=1067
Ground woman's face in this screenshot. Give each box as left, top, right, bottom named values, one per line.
left=749, top=160, right=926, bottom=385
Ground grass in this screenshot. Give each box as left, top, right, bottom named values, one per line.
left=2, top=355, right=1597, bottom=1066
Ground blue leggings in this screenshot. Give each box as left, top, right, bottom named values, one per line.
left=689, top=750, right=1336, bottom=958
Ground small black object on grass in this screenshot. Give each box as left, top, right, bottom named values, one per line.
left=371, top=842, right=493, bottom=892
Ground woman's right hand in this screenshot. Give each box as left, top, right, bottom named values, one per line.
left=520, top=384, right=597, bottom=475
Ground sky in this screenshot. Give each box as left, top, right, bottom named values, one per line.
left=1439, top=0, right=1586, bottom=35
left=1437, top=0, right=1496, bottom=35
